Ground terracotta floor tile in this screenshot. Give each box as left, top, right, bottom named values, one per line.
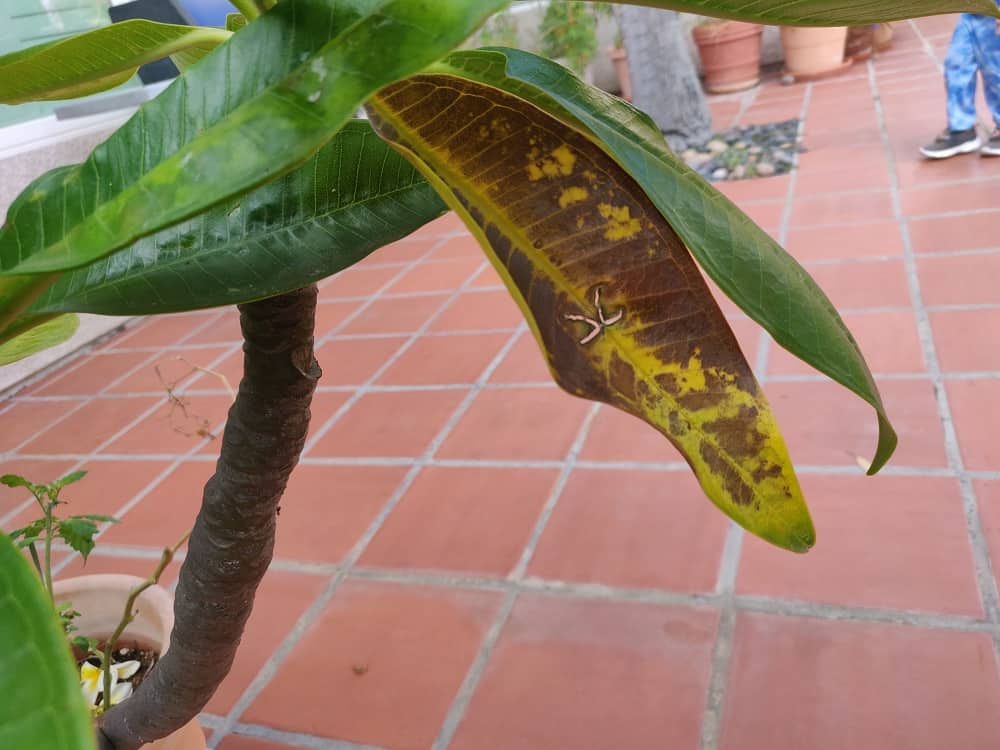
left=431, top=234, right=483, bottom=260
left=724, top=317, right=762, bottom=367
left=423, top=211, right=465, bottom=234
left=113, top=312, right=219, bottom=349
left=21, top=398, right=161, bottom=456
left=909, top=211, right=1000, bottom=254
left=931, top=309, right=1000, bottom=372
left=428, top=290, right=523, bottom=332
left=106, top=394, right=234, bottom=455
left=579, top=405, right=680, bottom=464
left=321, top=264, right=401, bottom=298
left=274, top=464, right=408, bottom=564
left=917, top=251, right=1000, bottom=306
left=785, top=221, right=903, bottom=262
left=739, top=200, right=785, bottom=230
left=33, top=351, right=155, bottom=396
left=386, top=258, right=483, bottom=293
left=206, top=570, right=327, bottom=715
left=740, top=102, right=803, bottom=125
left=468, top=263, right=504, bottom=289
left=339, top=294, right=448, bottom=335
left=450, top=596, right=718, bottom=750
left=216, top=737, right=296, bottom=750
left=790, top=191, right=895, bottom=227
left=244, top=581, right=503, bottom=748
left=767, top=378, right=947, bottom=469
left=308, top=390, right=465, bottom=458
left=947, top=379, right=1000, bottom=470
left=528, top=469, right=728, bottom=592
left=437, top=388, right=590, bottom=461
left=0, top=458, right=73, bottom=519
left=739, top=474, right=980, bottom=614
left=896, top=151, right=1000, bottom=189
left=797, top=144, right=885, bottom=173
left=108, top=347, right=232, bottom=394
left=368, top=237, right=435, bottom=264
left=314, top=336, right=406, bottom=386
left=303, top=391, right=352, bottom=446
left=378, top=333, right=509, bottom=386
left=713, top=175, right=790, bottom=203
left=184, top=310, right=243, bottom=345
left=768, top=310, right=925, bottom=375
left=313, top=301, right=359, bottom=340
left=100, top=461, right=215, bottom=547
left=803, top=258, right=910, bottom=309
left=794, top=165, right=890, bottom=194
left=901, top=180, right=1000, bottom=216
left=5, top=460, right=169, bottom=532
left=489, top=334, right=552, bottom=384
left=721, top=613, right=1000, bottom=750
left=0, top=399, right=86, bottom=452
left=361, top=466, right=557, bottom=575
left=183, top=348, right=244, bottom=393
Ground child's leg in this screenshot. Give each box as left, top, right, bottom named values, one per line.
left=969, top=13, right=1000, bottom=129
left=945, top=14, right=980, bottom=131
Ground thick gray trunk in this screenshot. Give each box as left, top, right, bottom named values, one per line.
left=614, top=7, right=712, bottom=150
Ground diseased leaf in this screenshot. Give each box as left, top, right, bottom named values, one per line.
left=0, top=314, right=79, bottom=366
left=368, top=76, right=814, bottom=551
left=8, top=120, right=444, bottom=324
left=0, top=0, right=506, bottom=334
left=0, top=533, right=95, bottom=750
left=595, top=0, right=999, bottom=25
left=433, top=48, right=896, bottom=473
left=0, top=21, right=230, bottom=104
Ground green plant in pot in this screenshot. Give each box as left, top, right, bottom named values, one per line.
left=539, top=1, right=612, bottom=77
left=0, top=0, right=997, bottom=747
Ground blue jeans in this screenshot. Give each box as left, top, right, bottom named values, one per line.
left=945, top=13, right=1000, bottom=131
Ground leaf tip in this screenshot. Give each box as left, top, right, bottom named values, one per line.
left=866, top=410, right=898, bottom=476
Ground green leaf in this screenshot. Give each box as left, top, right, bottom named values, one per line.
left=0, top=533, right=96, bottom=750
left=8, top=520, right=46, bottom=545
left=13, top=121, right=444, bottom=320
left=0, top=315, right=79, bottom=367
left=52, top=471, right=88, bottom=491
left=55, top=518, right=101, bottom=561
left=0, top=20, right=231, bottom=105
left=0, top=474, right=37, bottom=491
left=369, top=75, right=815, bottom=551
left=68, top=515, right=117, bottom=524
left=431, top=48, right=895, bottom=472
left=227, top=13, right=249, bottom=32
left=0, top=0, right=506, bottom=332
left=597, top=0, right=999, bottom=24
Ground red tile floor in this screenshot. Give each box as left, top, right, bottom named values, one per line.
left=5, top=16, right=1000, bottom=750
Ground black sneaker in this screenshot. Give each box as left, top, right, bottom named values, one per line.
left=920, top=127, right=981, bottom=159
left=982, top=128, right=1000, bottom=157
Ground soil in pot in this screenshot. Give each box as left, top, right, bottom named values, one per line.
left=693, top=21, right=763, bottom=94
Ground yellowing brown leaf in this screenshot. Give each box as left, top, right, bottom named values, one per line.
left=367, top=76, right=815, bottom=552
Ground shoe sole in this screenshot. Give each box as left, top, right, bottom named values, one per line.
left=920, top=138, right=982, bottom=159
left=982, top=144, right=1000, bottom=157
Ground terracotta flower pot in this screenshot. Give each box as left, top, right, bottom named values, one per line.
left=606, top=47, right=633, bottom=102
left=780, top=26, right=850, bottom=80
left=692, top=21, right=763, bottom=94
left=53, top=574, right=205, bottom=750
left=873, top=23, right=894, bottom=52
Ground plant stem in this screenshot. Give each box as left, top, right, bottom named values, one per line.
left=101, top=531, right=191, bottom=713
left=97, top=286, right=321, bottom=750
left=228, top=0, right=259, bottom=20
left=42, top=501, right=54, bottom=601
left=26, top=541, right=43, bottom=581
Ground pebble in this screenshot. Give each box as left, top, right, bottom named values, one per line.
left=756, top=162, right=776, bottom=176
left=748, top=145, right=763, bottom=155
left=711, top=167, right=729, bottom=180
left=707, top=139, right=728, bottom=154
left=733, top=165, right=746, bottom=179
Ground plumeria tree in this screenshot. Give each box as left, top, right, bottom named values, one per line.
left=1, top=0, right=997, bottom=748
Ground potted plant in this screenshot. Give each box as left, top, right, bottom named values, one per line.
left=692, top=18, right=764, bottom=93
left=606, top=29, right=633, bottom=100
left=780, top=25, right=851, bottom=81
left=5, top=470, right=202, bottom=749
left=0, top=0, right=940, bottom=747
left=539, top=1, right=611, bottom=79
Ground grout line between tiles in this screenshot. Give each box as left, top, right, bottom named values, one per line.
left=700, top=80, right=812, bottom=750
left=207, top=310, right=526, bottom=748
left=228, top=722, right=388, bottom=750
left=869, top=61, right=1000, bottom=670
left=431, top=401, right=602, bottom=750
